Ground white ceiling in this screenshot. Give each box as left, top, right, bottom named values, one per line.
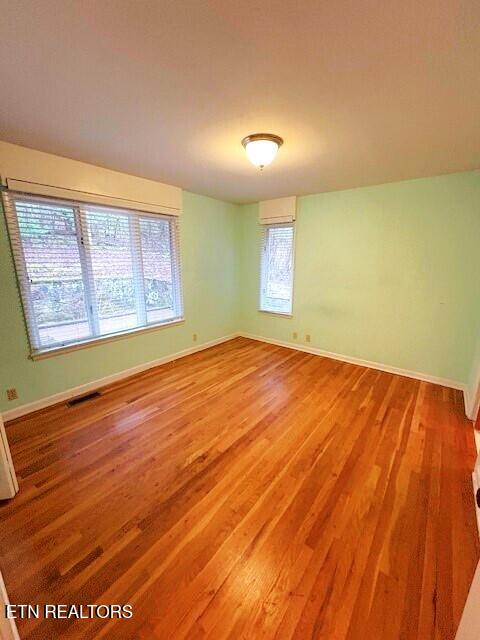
left=0, top=1, right=479, bottom=203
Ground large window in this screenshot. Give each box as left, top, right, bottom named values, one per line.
left=3, top=192, right=183, bottom=356
left=259, top=223, right=294, bottom=315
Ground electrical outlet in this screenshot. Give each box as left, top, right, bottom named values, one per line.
left=305, top=334, right=311, bottom=343
left=6, top=388, right=18, bottom=401
left=192, top=333, right=198, bottom=342
left=292, top=332, right=298, bottom=339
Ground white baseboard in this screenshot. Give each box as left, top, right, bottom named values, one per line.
left=2, top=331, right=470, bottom=422
left=2, top=333, right=240, bottom=422
left=240, top=332, right=466, bottom=392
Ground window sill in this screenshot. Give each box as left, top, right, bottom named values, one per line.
left=29, top=318, right=185, bottom=361
left=258, top=309, right=293, bottom=318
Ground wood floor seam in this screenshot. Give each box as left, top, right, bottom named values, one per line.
left=1, top=337, right=478, bottom=639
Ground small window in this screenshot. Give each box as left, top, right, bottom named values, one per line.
left=3, top=192, right=183, bottom=356
left=260, top=223, right=294, bottom=315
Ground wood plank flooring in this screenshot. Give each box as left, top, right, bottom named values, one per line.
left=1, top=337, right=478, bottom=639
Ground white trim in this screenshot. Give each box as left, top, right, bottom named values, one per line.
left=473, top=420, right=480, bottom=538
left=2, top=334, right=239, bottom=422
left=2, top=331, right=469, bottom=421
left=474, top=391, right=480, bottom=421
left=465, top=388, right=473, bottom=420
left=474, top=429, right=480, bottom=454
left=0, top=415, right=18, bottom=499
left=240, top=333, right=466, bottom=391
left=0, top=572, right=20, bottom=640
left=30, top=319, right=186, bottom=361
left=5, top=179, right=180, bottom=217
left=472, top=468, right=480, bottom=540
left=472, top=424, right=480, bottom=540
left=2, top=190, right=184, bottom=358
left=259, top=222, right=295, bottom=315
left=258, top=310, right=293, bottom=318
left=0, top=140, right=181, bottom=213
left=465, top=385, right=480, bottom=421
left=455, top=560, right=480, bottom=640
left=259, top=196, right=296, bottom=224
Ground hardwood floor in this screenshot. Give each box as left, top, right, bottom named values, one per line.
left=1, top=337, right=478, bottom=639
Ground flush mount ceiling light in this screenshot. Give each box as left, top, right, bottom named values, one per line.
left=241, top=133, right=284, bottom=169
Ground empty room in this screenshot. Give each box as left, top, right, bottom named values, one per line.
left=1, top=1, right=480, bottom=639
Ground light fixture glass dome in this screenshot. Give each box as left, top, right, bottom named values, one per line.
left=242, top=133, right=283, bottom=169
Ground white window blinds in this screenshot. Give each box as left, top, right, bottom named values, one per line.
left=3, top=191, right=183, bottom=355
left=260, top=223, right=295, bottom=314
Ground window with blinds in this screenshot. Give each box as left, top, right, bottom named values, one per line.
left=260, top=223, right=295, bottom=314
left=3, top=192, right=183, bottom=355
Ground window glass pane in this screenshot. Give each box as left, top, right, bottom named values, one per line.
left=84, top=210, right=138, bottom=335
left=6, top=192, right=184, bottom=354
left=261, top=224, right=294, bottom=314
left=15, top=200, right=91, bottom=347
left=139, top=217, right=177, bottom=323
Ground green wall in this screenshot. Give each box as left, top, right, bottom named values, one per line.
left=239, top=172, right=480, bottom=384
left=2, top=171, right=480, bottom=415
left=0, top=192, right=240, bottom=412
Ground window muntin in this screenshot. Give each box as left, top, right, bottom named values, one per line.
left=4, top=192, right=183, bottom=355
left=83, top=209, right=138, bottom=335
left=139, top=217, right=180, bottom=324
left=260, top=223, right=294, bottom=315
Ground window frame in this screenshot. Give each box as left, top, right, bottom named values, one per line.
left=259, top=222, right=295, bottom=316
left=3, top=191, right=184, bottom=359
